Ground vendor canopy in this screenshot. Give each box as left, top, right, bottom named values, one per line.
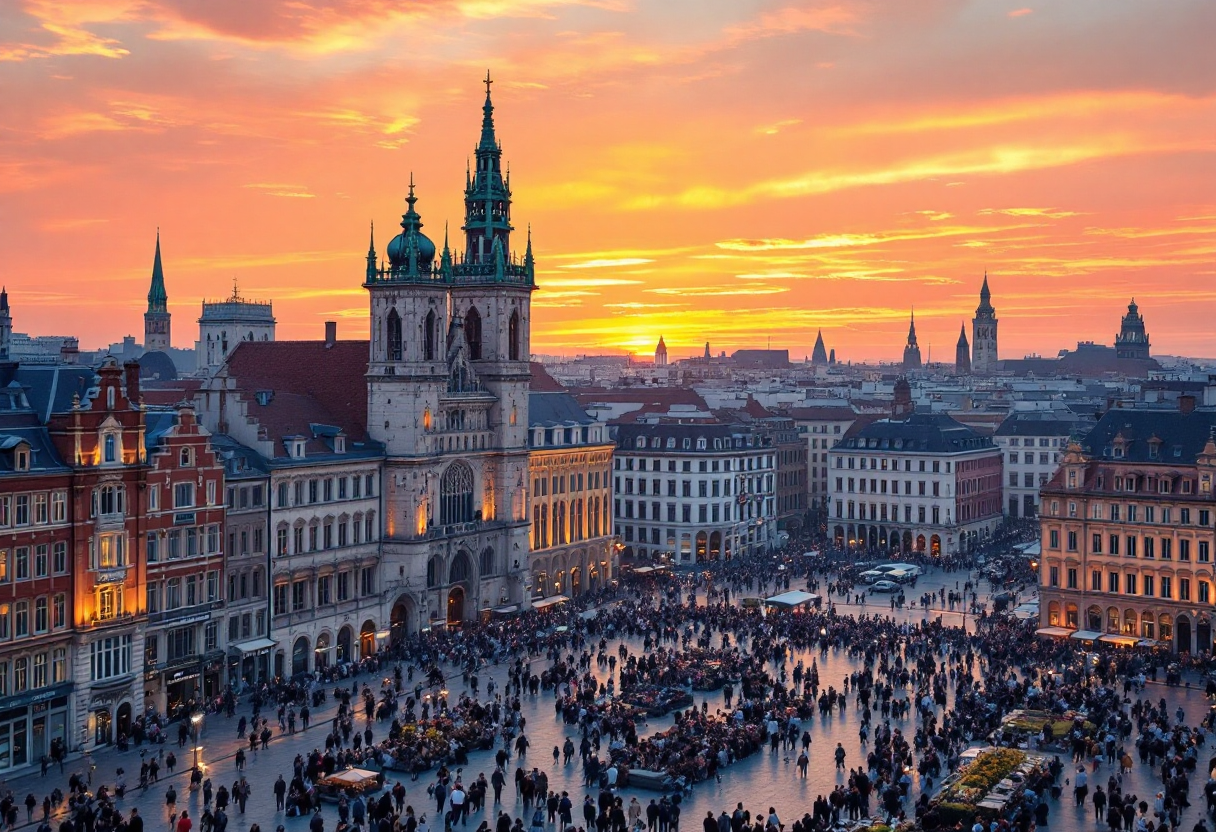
left=763, top=590, right=820, bottom=609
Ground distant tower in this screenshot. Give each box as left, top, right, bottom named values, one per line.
left=829, top=348, right=836, bottom=365
left=971, top=272, right=998, bottom=375
left=655, top=336, right=668, bottom=367
left=703, top=342, right=710, bottom=360
left=955, top=323, right=971, bottom=375
left=902, top=311, right=922, bottom=370
left=811, top=330, right=828, bottom=365
left=144, top=231, right=171, bottom=352
left=0, top=288, right=11, bottom=361
left=892, top=377, right=914, bottom=419
left=1115, top=298, right=1151, bottom=360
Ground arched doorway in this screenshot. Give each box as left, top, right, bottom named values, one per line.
left=695, top=532, right=708, bottom=561
left=1086, top=605, right=1102, bottom=632
left=709, top=531, right=722, bottom=560
left=915, top=534, right=926, bottom=553
left=291, top=636, right=310, bottom=676
left=902, top=531, right=913, bottom=552
left=1198, top=617, right=1212, bottom=654
left=390, top=595, right=415, bottom=644
left=360, top=620, right=376, bottom=657
left=833, top=526, right=844, bottom=547
left=570, top=568, right=581, bottom=596
left=878, top=528, right=888, bottom=549
left=1175, top=615, right=1191, bottom=654
left=868, top=527, right=878, bottom=549
left=929, top=534, right=941, bottom=556
left=447, top=587, right=465, bottom=625
left=116, top=703, right=132, bottom=740
left=337, top=626, right=353, bottom=663
left=315, top=632, right=331, bottom=670
left=94, top=709, right=112, bottom=746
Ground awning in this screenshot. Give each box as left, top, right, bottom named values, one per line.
left=232, top=637, right=277, bottom=655
left=532, top=595, right=570, bottom=610
left=492, top=605, right=520, bottom=615
left=1035, top=626, right=1074, bottom=638
left=763, top=590, right=821, bottom=609
left=1099, top=634, right=1138, bottom=646
left=1070, top=629, right=1103, bottom=641
left=1137, top=638, right=1158, bottom=648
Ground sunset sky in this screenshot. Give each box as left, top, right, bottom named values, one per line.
left=2, top=0, right=1215, bottom=361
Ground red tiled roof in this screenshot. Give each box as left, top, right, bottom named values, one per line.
left=529, top=362, right=566, bottom=393
left=141, top=378, right=203, bottom=407
left=224, top=340, right=371, bottom=452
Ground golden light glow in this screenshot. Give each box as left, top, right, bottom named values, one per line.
left=1, top=2, right=1214, bottom=360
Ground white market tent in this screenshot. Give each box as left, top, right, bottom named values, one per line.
left=763, top=590, right=821, bottom=610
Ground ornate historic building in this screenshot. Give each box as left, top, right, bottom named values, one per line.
left=1114, top=299, right=1151, bottom=360
left=196, top=285, right=276, bottom=376
left=1038, top=402, right=1216, bottom=653
left=971, top=274, right=998, bottom=375
left=367, top=77, right=534, bottom=635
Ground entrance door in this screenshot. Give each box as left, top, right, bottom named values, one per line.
left=116, top=703, right=132, bottom=739
left=32, top=716, right=47, bottom=762
left=447, top=587, right=465, bottom=625
left=1176, top=616, right=1192, bottom=654
left=1198, top=620, right=1212, bottom=654
left=94, top=709, right=112, bottom=746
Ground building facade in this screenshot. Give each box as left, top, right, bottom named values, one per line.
left=828, top=393, right=1003, bottom=556
left=527, top=391, right=615, bottom=600
left=787, top=406, right=861, bottom=517
left=972, top=275, right=998, bottom=375
left=612, top=421, right=777, bottom=563
left=140, top=406, right=226, bottom=716
left=196, top=288, right=276, bottom=376
left=1038, top=405, right=1216, bottom=654
left=994, top=412, right=1091, bottom=519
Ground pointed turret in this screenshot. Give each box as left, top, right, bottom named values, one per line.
left=811, top=329, right=828, bottom=365
left=463, top=71, right=513, bottom=265
left=655, top=335, right=668, bottom=367
left=977, top=270, right=994, bottom=314
left=955, top=322, right=971, bottom=375
left=148, top=230, right=168, bottom=314
left=144, top=230, right=172, bottom=351
left=365, top=221, right=378, bottom=281
left=902, top=309, right=922, bottom=370
left=972, top=271, right=999, bottom=374
left=0, top=286, right=11, bottom=361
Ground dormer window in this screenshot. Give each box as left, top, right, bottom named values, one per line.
left=290, top=440, right=306, bottom=459
left=666, top=437, right=675, bottom=449
left=635, top=437, right=645, bottom=449
left=334, top=435, right=346, bottom=454
left=103, top=434, right=117, bottom=464
left=14, top=447, right=29, bottom=472
left=180, top=447, right=194, bottom=467
left=696, top=437, right=707, bottom=450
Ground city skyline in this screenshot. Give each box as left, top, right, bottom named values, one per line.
left=2, top=0, right=1215, bottom=360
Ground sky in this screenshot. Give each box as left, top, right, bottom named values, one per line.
left=1, top=0, right=1215, bottom=362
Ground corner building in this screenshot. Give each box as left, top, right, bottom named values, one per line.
left=1039, top=404, right=1216, bottom=653
left=368, top=80, right=534, bottom=634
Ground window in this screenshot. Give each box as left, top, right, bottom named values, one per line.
left=53, top=594, right=65, bottom=629
left=1125, top=574, right=1137, bottom=594
left=14, top=601, right=28, bottom=637
left=1179, top=578, right=1191, bottom=602
left=273, top=583, right=288, bottom=617
left=103, top=434, right=116, bottom=463
left=52, top=648, right=66, bottom=684
left=292, top=580, right=306, bottom=611
left=440, top=462, right=475, bottom=525
left=1048, top=566, right=1059, bottom=587
left=1067, top=531, right=1077, bottom=552
left=1143, top=575, right=1154, bottom=596
left=361, top=566, right=375, bottom=596
left=174, top=483, right=193, bottom=508
left=337, top=572, right=350, bottom=602
left=14, top=496, right=28, bottom=526
left=34, top=545, right=47, bottom=578
left=1201, top=541, right=1211, bottom=563
left=15, top=548, right=28, bottom=581
left=1049, top=530, right=1059, bottom=549
left=317, top=575, right=332, bottom=605
left=166, top=578, right=181, bottom=609
left=94, top=533, right=126, bottom=568
left=34, top=494, right=48, bottom=525
left=1160, top=576, right=1172, bottom=599
left=1066, top=568, right=1077, bottom=589
left=167, top=627, right=196, bottom=661
left=33, top=654, right=46, bottom=689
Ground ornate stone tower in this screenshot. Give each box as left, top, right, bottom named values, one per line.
left=368, top=74, right=535, bottom=631
left=901, top=311, right=922, bottom=370
left=1114, top=299, right=1151, bottom=360
left=972, top=273, right=998, bottom=375
left=144, top=231, right=171, bottom=351
left=955, top=323, right=971, bottom=375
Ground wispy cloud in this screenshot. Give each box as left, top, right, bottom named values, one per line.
left=243, top=183, right=317, bottom=198
left=559, top=258, right=655, bottom=269
left=979, top=207, right=1080, bottom=219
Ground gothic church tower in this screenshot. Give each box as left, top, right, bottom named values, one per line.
left=144, top=232, right=171, bottom=351
left=971, top=273, right=998, bottom=375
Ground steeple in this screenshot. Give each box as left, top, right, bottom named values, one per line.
left=977, top=270, right=994, bottom=314
left=955, top=322, right=971, bottom=375
left=463, top=71, right=513, bottom=265
left=0, top=286, right=11, bottom=362
left=906, top=309, right=918, bottom=347
left=143, top=230, right=171, bottom=351
left=901, top=309, right=922, bottom=370
left=147, top=230, right=168, bottom=314
left=972, top=271, right=999, bottom=375
left=811, top=329, right=828, bottom=365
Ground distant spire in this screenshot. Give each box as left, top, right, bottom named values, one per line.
left=907, top=308, right=918, bottom=346
left=147, top=229, right=168, bottom=313
left=977, top=271, right=995, bottom=314
left=365, top=221, right=378, bottom=281
left=479, top=69, right=498, bottom=151
left=957, top=322, right=969, bottom=346
left=0, top=286, right=8, bottom=313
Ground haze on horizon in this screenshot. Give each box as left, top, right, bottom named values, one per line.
left=1, top=0, right=1214, bottom=362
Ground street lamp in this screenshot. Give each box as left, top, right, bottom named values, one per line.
left=190, top=711, right=204, bottom=743
left=193, top=745, right=203, bottom=770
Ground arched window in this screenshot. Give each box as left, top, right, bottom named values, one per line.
left=426, top=556, right=440, bottom=588
left=465, top=306, right=482, bottom=360
left=555, top=501, right=567, bottom=545
left=424, top=310, right=437, bottom=361
left=508, top=310, right=521, bottom=361
left=539, top=504, right=549, bottom=548
left=449, top=551, right=471, bottom=583
left=440, top=462, right=475, bottom=525
left=103, top=434, right=116, bottom=464
left=179, top=447, right=194, bottom=467
left=387, top=308, right=403, bottom=361
left=479, top=547, right=495, bottom=576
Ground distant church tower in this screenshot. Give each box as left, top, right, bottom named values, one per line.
left=144, top=231, right=171, bottom=351
left=0, top=288, right=11, bottom=362
left=902, top=311, right=922, bottom=370
left=955, top=323, right=971, bottom=374
left=1114, top=299, right=1151, bottom=360
left=811, top=330, right=828, bottom=365
left=971, top=273, right=998, bottom=375
left=655, top=336, right=668, bottom=367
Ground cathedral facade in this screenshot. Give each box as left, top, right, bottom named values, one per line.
left=365, top=77, right=536, bottom=632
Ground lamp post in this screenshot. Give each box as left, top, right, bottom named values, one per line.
left=190, top=711, right=204, bottom=770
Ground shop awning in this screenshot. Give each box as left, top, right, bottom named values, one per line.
left=532, top=595, right=570, bottom=610
left=763, top=590, right=821, bottom=609
left=1070, top=629, right=1103, bottom=641
left=492, top=605, right=520, bottom=615
left=1099, top=634, right=1138, bottom=646
left=1035, top=626, right=1074, bottom=638
left=233, top=637, right=277, bottom=654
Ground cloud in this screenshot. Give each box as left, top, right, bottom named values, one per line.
left=540, top=277, right=644, bottom=288
left=755, top=119, right=802, bottom=136
left=243, top=183, right=316, bottom=198
left=559, top=258, right=654, bottom=269
left=717, top=223, right=1033, bottom=252
left=979, top=207, right=1080, bottom=218
left=1008, top=8, right=1033, bottom=17
left=647, top=285, right=789, bottom=297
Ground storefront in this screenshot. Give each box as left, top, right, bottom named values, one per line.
left=0, top=683, right=72, bottom=772
left=229, top=638, right=275, bottom=690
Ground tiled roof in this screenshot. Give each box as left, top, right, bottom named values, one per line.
left=785, top=406, right=858, bottom=421
left=224, top=340, right=373, bottom=457
left=1081, top=409, right=1216, bottom=465
left=529, top=392, right=595, bottom=427
left=839, top=412, right=995, bottom=454
left=529, top=363, right=566, bottom=393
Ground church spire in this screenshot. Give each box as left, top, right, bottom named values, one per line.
left=365, top=221, right=377, bottom=281
left=906, top=308, right=918, bottom=347
left=148, top=229, right=168, bottom=313
left=463, top=72, right=512, bottom=264
left=479, top=70, right=498, bottom=152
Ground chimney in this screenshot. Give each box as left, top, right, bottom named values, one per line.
left=1180, top=394, right=1196, bottom=415
left=123, top=360, right=141, bottom=407
left=324, top=321, right=337, bottom=347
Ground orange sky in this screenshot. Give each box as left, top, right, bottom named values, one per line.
left=2, top=0, right=1215, bottom=362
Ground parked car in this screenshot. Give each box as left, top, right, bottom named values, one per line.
left=871, top=580, right=900, bottom=593
left=859, top=570, right=887, bottom=583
